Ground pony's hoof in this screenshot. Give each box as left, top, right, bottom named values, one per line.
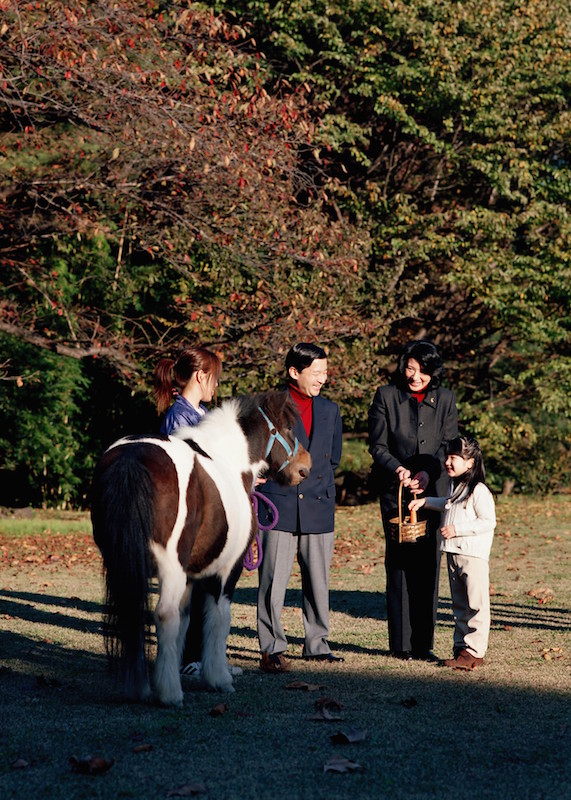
left=155, top=684, right=184, bottom=707
left=204, top=677, right=235, bottom=693
left=156, top=693, right=184, bottom=708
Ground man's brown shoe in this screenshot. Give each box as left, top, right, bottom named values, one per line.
left=443, top=649, right=484, bottom=670
left=259, top=651, right=291, bottom=673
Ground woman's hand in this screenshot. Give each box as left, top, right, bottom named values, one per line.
left=440, top=523, right=457, bottom=540
left=395, top=466, right=411, bottom=483
left=407, top=470, right=429, bottom=494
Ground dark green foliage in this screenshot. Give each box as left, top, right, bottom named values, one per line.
left=0, top=0, right=569, bottom=503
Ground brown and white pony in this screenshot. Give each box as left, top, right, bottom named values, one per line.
left=91, top=391, right=311, bottom=706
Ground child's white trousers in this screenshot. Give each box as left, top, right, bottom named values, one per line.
left=446, top=553, right=490, bottom=658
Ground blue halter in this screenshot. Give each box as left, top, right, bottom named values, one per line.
left=257, top=406, right=299, bottom=472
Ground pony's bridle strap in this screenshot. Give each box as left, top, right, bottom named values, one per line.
left=257, top=406, right=299, bottom=473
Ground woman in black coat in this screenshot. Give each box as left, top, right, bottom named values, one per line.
left=368, top=340, right=458, bottom=660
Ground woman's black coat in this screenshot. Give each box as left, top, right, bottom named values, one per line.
left=368, top=384, right=458, bottom=515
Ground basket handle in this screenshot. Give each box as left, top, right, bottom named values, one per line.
left=397, top=480, right=404, bottom=526
left=397, top=480, right=417, bottom=524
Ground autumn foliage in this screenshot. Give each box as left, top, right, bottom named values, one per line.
left=1, top=0, right=569, bottom=505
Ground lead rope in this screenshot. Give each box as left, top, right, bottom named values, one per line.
left=243, top=490, right=280, bottom=571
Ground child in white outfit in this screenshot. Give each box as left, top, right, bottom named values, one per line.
left=409, top=436, right=496, bottom=669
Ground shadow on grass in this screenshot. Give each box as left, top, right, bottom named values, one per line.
left=0, top=636, right=569, bottom=800
left=1, top=582, right=570, bottom=799
left=234, top=586, right=571, bottom=632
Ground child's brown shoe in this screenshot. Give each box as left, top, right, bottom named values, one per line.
left=443, top=649, right=484, bottom=670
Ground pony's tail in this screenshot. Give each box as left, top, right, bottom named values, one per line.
left=92, top=453, right=154, bottom=702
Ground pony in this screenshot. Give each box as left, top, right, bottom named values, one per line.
left=91, top=391, right=311, bottom=706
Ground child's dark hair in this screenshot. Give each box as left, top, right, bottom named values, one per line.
left=447, top=435, right=487, bottom=502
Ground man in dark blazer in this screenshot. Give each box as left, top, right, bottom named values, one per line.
left=257, top=343, right=343, bottom=672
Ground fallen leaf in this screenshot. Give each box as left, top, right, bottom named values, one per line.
left=323, top=756, right=362, bottom=773
left=69, top=755, right=114, bottom=775
left=330, top=727, right=367, bottom=744
left=11, top=758, right=30, bottom=769
left=309, top=707, right=343, bottom=722
left=285, top=681, right=325, bottom=691
left=400, top=697, right=418, bottom=709
left=132, top=743, right=153, bottom=753
left=527, top=586, right=554, bottom=604
left=209, top=703, right=228, bottom=717
left=541, top=647, right=564, bottom=661
left=167, top=782, right=207, bottom=796
left=315, top=696, right=343, bottom=711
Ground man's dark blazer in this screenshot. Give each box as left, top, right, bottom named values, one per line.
left=259, top=392, right=342, bottom=533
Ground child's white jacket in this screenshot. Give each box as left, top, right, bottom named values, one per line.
left=424, top=482, right=496, bottom=561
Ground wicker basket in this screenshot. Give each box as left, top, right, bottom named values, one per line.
left=388, top=481, right=427, bottom=544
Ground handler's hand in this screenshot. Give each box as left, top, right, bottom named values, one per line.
left=440, top=524, right=457, bottom=540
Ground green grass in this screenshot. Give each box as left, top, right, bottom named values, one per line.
left=0, top=514, right=92, bottom=538
left=0, top=496, right=569, bottom=799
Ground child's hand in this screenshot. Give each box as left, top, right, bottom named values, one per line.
left=440, top=524, right=456, bottom=540
left=408, top=498, right=426, bottom=512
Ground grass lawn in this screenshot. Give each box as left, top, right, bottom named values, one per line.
left=0, top=495, right=569, bottom=799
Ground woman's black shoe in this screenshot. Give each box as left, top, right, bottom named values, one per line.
left=412, top=651, right=440, bottom=662
left=391, top=651, right=413, bottom=661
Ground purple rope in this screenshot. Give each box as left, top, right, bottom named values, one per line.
left=243, top=490, right=280, bottom=571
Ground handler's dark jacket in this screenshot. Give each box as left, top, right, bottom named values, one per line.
left=259, top=393, right=342, bottom=533
left=368, top=385, right=458, bottom=515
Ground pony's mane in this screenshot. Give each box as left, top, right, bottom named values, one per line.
left=250, top=390, right=299, bottom=430
left=172, top=398, right=242, bottom=449
left=171, top=391, right=298, bottom=460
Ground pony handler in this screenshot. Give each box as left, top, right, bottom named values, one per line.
left=91, top=391, right=311, bottom=707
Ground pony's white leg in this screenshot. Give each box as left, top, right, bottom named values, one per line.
left=153, top=552, right=187, bottom=707
left=177, top=582, right=193, bottom=666
left=201, top=593, right=234, bottom=693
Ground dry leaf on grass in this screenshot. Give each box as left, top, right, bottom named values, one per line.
left=527, top=586, right=554, bottom=604
left=541, top=647, right=564, bottom=660
left=132, top=743, right=153, bottom=753
left=330, top=727, right=367, bottom=744
left=167, top=782, right=208, bottom=796
left=315, top=696, right=343, bottom=711
left=323, top=756, right=362, bottom=773
left=209, top=703, right=228, bottom=717
left=309, top=707, right=343, bottom=722
left=285, top=680, right=325, bottom=691
left=11, top=758, right=30, bottom=769
left=69, top=755, right=114, bottom=775
left=311, top=696, right=344, bottom=720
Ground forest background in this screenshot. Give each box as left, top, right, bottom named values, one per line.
left=1, top=0, right=569, bottom=508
